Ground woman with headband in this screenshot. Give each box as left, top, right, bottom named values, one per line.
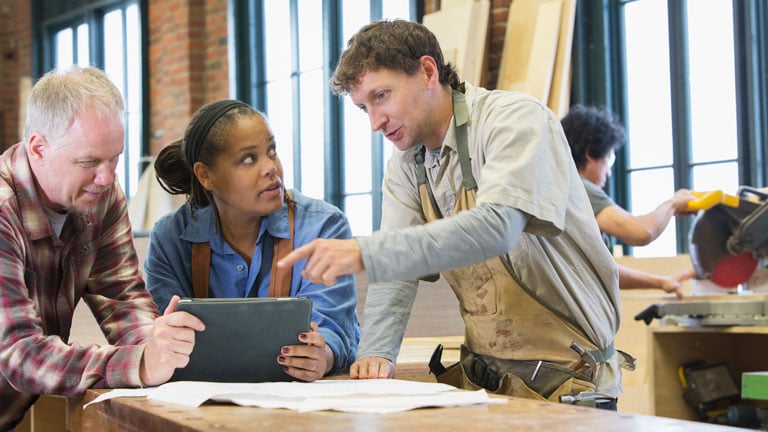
left=144, top=99, right=360, bottom=382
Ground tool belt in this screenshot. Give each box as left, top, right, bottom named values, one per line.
left=430, top=345, right=597, bottom=402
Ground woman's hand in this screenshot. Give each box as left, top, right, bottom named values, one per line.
left=277, top=322, right=334, bottom=382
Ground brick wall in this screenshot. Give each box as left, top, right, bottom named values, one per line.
left=147, top=0, right=229, bottom=156
left=0, top=0, right=31, bottom=151
left=1, top=0, right=513, bottom=156
left=487, top=0, right=513, bottom=90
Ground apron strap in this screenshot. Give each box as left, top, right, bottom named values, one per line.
left=191, top=242, right=211, bottom=298
left=416, top=145, right=444, bottom=220
left=414, top=85, right=478, bottom=220
left=451, top=89, right=477, bottom=192
left=268, top=193, right=295, bottom=297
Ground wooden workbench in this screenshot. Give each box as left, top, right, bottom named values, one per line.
left=66, top=387, right=749, bottom=432
left=65, top=334, right=749, bottom=432
left=55, top=335, right=751, bottom=431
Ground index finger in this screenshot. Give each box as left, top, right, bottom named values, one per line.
left=277, top=243, right=315, bottom=268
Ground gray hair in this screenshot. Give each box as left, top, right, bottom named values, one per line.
left=23, top=65, right=125, bottom=144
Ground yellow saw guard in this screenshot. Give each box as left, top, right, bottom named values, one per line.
left=686, top=190, right=741, bottom=212
left=687, top=187, right=768, bottom=288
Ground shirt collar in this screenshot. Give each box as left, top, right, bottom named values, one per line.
left=180, top=197, right=292, bottom=246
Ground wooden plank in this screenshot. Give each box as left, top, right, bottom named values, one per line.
left=498, top=0, right=542, bottom=91
left=31, top=397, right=68, bottom=432
left=498, top=0, right=562, bottom=103
left=395, top=336, right=462, bottom=382
left=547, top=0, right=577, bottom=117
left=526, top=1, right=562, bottom=102
left=397, top=336, right=463, bottom=365
left=466, top=0, right=491, bottom=87
left=423, top=0, right=490, bottom=87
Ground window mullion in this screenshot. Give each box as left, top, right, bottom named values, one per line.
left=231, top=0, right=265, bottom=110
left=734, top=0, right=768, bottom=188
left=667, top=0, right=693, bottom=253
left=760, top=0, right=768, bottom=188
left=323, top=0, right=343, bottom=208
left=289, top=0, right=302, bottom=193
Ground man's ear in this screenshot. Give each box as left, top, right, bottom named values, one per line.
left=193, top=162, right=214, bottom=191
left=419, top=55, right=440, bottom=86
left=27, top=133, right=48, bottom=164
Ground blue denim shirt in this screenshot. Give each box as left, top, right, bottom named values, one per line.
left=144, top=189, right=360, bottom=372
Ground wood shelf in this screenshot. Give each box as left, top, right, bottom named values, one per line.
left=649, top=325, right=768, bottom=420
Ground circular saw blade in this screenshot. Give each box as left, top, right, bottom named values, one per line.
left=689, top=205, right=757, bottom=287
left=711, top=252, right=758, bottom=287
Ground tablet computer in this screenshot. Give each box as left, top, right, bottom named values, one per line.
left=171, top=297, right=312, bottom=383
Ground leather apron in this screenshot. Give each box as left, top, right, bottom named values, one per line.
left=420, top=89, right=607, bottom=401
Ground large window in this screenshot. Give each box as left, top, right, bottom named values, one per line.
left=36, top=0, right=144, bottom=200
left=575, top=0, right=768, bottom=258
left=231, top=0, right=416, bottom=236
left=623, top=0, right=739, bottom=257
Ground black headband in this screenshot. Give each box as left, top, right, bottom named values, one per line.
left=183, top=100, right=250, bottom=166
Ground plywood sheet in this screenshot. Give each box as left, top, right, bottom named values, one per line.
left=18, top=76, right=31, bottom=141
left=547, top=0, right=577, bottom=118
left=423, top=0, right=490, bottom=87
left=526, top=1, right=562, bottom=102
left=498, top=0, right=563, bottom=104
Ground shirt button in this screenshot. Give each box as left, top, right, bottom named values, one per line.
left=236, top=264, right=245, bottom=271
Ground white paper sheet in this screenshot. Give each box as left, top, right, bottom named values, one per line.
left=83, top=379, right=506, bottom=414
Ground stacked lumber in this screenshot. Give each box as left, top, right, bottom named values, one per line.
left=497, top=0, right=577, bottom=117
left=423, top=0, right=491, bottom=88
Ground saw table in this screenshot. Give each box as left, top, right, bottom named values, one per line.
left=635, top=296, right=768, bottom=327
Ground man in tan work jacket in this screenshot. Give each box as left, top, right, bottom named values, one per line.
left=279, top=19, right=630, bottom=410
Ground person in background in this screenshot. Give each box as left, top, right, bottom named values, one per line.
left=561, top=104, right=696, bottom=300
left=145, top=100, right=360, bottom=382
left=279, top=20, right=629, bottom=409
left=0, top=65, right=203, bottom=431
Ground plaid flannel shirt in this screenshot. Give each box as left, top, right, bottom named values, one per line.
left=0, top=143, right=159, bottom=430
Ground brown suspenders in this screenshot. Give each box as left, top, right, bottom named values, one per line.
left=191, top=195, right=295, bottom=299
left=191, top=241, right=212, bottom=298
left=268, top=203, right=294, bottom=297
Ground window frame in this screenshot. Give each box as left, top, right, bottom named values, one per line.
left=31, top=0, right=150, bottom=200
left=229, top=0, right=420, bottom=234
